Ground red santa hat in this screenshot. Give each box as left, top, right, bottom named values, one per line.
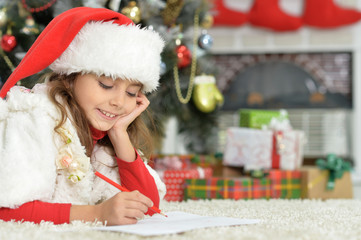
left=0, top=7, right=164, bottom=98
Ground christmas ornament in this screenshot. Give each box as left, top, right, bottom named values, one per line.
left=173, top=8, right=200, bottom=104
left=303, top=0, right=361, bottom=28
left=198, top=32, right=213, bottom=50
left=192, top=75, right=224, bottom=113
left=121, top=1, right=141, bottom=24
left=200, top=13, right=213, bottom=29
left=161, top=0, right=184, bottom=26
left=0, top=8, right=7, bottom=27
left=1, top=34, right=17, bottom=52
left=248, top=0, right=303, bottom=32
left=176, top=45, right=191, bottom=68
left=213, top=0, right=247, bottom=26
left=21, top=0, right=57, bottom=13
left=21, top=16, right=40, bottom=35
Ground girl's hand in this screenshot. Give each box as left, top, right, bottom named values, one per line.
left=107, top=92, right=149, bottom=162
left=110, top=92, right=149, bottom=133
left=95, top=191, right=153, bottom=225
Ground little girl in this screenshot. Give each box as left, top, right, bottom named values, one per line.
left=0, top=7, right=166, bottom=226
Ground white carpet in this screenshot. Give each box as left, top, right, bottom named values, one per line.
left=1, top=199, right=361, bottom=240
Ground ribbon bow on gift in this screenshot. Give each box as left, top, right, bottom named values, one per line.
left=248, top=170, right=269, bottom=179
left=316, top=154, right=352, bottom=190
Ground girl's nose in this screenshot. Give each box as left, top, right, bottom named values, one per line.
left=110, top=92, right=125, bottom=108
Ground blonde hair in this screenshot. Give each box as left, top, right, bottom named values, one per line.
left=46, top=72, right=155, bottom=159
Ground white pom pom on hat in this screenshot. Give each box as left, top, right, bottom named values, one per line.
left=0, top=7, right=164, bottom=98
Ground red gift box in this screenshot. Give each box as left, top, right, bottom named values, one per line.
left=162, top=167, right=213, bottom=201
left=183, top=177, right=272, bottom=200
left=151, top=154, right=193, bottom=170
left=184, top=177, right=253, bottom=200
left=267, top=169, right=302, bottom=199
left=252, top=178, right=272, bottom=199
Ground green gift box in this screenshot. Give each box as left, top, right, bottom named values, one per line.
left=239, top=109, right=288, bottom=129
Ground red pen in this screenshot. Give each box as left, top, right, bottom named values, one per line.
left=94, top=171, right=168, bottom=217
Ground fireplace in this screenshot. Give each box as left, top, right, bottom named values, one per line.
left=213, top=52, right=352, bottom=110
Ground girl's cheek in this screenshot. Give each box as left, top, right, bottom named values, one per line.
left=125, top=102, right=137, bottom=114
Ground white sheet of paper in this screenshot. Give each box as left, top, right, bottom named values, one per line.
left=95, top=211, right=260, bottom=236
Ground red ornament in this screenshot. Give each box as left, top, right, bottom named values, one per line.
left=21, top=0, right=58, bottom=13
left=1, top=34, right=17, bottom=52
left=176, top=45, right=191, bottom=68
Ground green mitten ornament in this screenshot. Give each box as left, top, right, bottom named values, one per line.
left=192, top=75, right=224, bottom=113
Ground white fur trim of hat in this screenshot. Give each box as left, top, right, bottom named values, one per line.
left=49, top=21, right=164, bottom=93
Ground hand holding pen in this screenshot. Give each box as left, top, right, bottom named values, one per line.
left=95, top=171, right=168, bottom=218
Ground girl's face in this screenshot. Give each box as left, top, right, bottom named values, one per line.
left=73, top=73, right=142, bottom=131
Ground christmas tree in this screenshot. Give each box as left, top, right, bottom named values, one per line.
left=0, top=0, right=223, bottom=154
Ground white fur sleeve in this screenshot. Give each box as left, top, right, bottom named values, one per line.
left=144, top=162, right=167, bottom=200
left=0, top=88, right=59, bottom=208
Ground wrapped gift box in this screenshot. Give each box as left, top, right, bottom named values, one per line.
left=183, top=177, right=271, bottom=200
left=240, top=109, right=288, bottom=129
left=152, top=154, right=193, bottom=170
left=184, top=177, right=252, bottom=200
left=223, top=127, right=273, bottom=169
left=252, top=178, right=272, bottom=199
left=161, top=167, right=213, bottom=202
left=223, top=127, right=304, bottom=170
left=272, top=130, right=305, bottom=170
left=152, top=154, right=223, bottom=176
left=267, top=169, right=302, bottom=199
left=300, top=166, right=353, bottom=199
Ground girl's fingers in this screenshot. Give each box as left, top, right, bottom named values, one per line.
left=135, top=93, right=150, bottom=111
left=124, top=208, right=146, bottom=220
left=124, top=191, right=153, bottom=211
left=122, top=217, right=138, bottom=225
left=129, top=191, right=153, bottom=206
left=121, top=199, right=148, bottom=214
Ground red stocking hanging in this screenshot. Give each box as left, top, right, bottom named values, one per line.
left=212, top=0, right=248, bottom=26
left=248, top=0, right=303, bottom=32
left=303, top=0, right=361, bottom=28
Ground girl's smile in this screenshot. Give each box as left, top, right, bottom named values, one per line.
left=98, top=109, right=117, bottom=119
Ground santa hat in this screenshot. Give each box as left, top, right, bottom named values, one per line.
left=0, top=7, right=164, bottom=98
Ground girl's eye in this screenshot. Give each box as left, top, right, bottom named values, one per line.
left=127, top=91, right=137, bottom=97
left=99, top=82, right=112, bottom=89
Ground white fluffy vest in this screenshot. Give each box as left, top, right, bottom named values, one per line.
left=0, top=84, right=165, bottom=208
